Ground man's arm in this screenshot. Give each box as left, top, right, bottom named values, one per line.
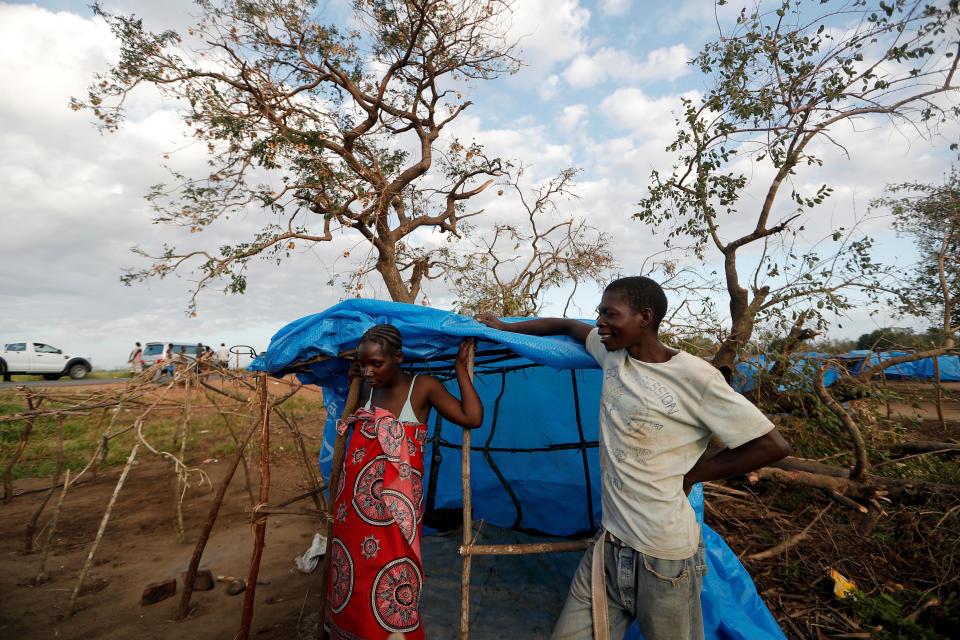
left=682, top=428, right=791, bottom=495
left=475, top=313, right=593, bottom=344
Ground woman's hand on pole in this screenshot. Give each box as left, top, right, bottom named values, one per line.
left=455, top=337, right=476, bottom=372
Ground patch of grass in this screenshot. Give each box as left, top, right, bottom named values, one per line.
left=843, top=590, right=954, bottom=640
left=0, top=387, right=328, bottom=480
left=2, top=370, right=133, bottom=383
left=877, top=454, right=960, bottom=485
left=88, top=370, right=134, bottom=379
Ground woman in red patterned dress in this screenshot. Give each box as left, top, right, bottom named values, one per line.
left=327, top=324, right=483, bottom=640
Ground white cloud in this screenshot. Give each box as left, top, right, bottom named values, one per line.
left=562, top=44, right=693, bottom=88
left=600, top=0, right=632, bottom=16
left=444, top=114, right=576, bottom=176
left=3, top=0, right=957, bottom=368
left=507, top=0, right=592, bottom=70
left=0, top=5, right=113, bottom=125
left=539, top=74, right=561, bottom=101
left=557, top=104, right=589, bottom=133
left=598, top=87, right=699, bottom=136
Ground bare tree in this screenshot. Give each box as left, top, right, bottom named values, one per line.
left=637, top=0, right=960, bottom=370
left=435, top=168, right=615, bottom=317
left=73, top=0, right=526, bottom=310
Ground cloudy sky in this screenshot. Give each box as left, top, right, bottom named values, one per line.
left=0, top=0, right=955, bottom=369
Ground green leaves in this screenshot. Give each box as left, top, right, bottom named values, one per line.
left=632, top=0, right=960, bottom=366
left=82, top=0, right=524, bottom=310
left=873, top=170, right=960, bottom=336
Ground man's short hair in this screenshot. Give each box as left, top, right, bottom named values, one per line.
left=604, top=276, right=668, bottom=328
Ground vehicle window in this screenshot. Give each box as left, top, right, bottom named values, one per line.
left=182, top=345, right=200, bottom=355
left=34, top=343, right=61, bottom=354
left=6, top=343, right=26, bottom=352
left=144, top=344, right=164, bottom=356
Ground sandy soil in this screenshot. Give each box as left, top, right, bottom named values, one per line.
left=0, top=456, right=576, bottom=640
left=1, top=378, right=955, bottom=640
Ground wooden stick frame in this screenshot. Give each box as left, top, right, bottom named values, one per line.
left=1, top=345, right=597, bottom=639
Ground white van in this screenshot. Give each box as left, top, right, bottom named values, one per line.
left=141, top=342, right=209, bottom=368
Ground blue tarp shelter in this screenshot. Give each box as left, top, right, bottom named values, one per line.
left=732, top=350, right=960, bottom=393
left=251, top=299, right=786, bottom=640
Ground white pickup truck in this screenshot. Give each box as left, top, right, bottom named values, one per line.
left=0, top=341, right=93, bottom=381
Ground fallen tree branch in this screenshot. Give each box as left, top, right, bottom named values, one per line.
left=887, top=441, right=960, bottom=456
left=814, top=365, right=868, bottom=480
left=759, top=457, right=960, bottom=500
left=751, top=467, right=877, bottom=498
left=747, top=505, right=831, bottom=561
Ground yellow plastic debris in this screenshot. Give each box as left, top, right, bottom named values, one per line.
left=830, top=569, right=857, bottom=600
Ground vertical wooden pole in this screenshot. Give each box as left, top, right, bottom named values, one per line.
left=882, top=368, right=891, bottom=419
left=25, top=413, right=64, bottom=553
left=459, top=347, right=476, bottom=640
left=933, top=355, right=947, bottom=432
left=317, top=376, right=362, bottom=640
left=3, top=392, right=37, bottom=503
left=35, top=469, right=70, bottom=584
left=175, top=374, right=192, bottom=542
left=69, top=442, right=140, bottom=615
left=238, top=373, right=270, bottom=640
left=178, top=408, right=262, bottom=620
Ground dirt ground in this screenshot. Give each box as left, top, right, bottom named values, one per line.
left=0, top=455, right=580, bottom=640
left=1, top=378, right=956, bottom=640
left=0, top=378, right=577, bottom=640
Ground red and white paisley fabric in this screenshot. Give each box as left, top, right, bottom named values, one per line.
left=327, top=407, right=428, bottom=639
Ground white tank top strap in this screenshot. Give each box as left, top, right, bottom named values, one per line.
left=397, top=374, right=419, bottom=423
left=365, top=374, right=420, bottom=422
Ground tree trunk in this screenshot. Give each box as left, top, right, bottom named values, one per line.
left=376, top=249, right=414, bottom=303
left=713, top=291, right=768, bottom=371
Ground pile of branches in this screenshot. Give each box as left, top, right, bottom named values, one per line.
left=704, top=477, right=958, bottom=639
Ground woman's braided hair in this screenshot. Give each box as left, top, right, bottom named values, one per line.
left=358, top=324, right=403, bottom=356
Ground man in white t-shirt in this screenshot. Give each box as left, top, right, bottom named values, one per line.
left=216, top=343, right=231, bottom=368
left=477, top=276, right=790, bottom=640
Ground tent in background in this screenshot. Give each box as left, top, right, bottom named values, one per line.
left=732, top=350, right=960, bottom=394
left=251, top=299, right=786, bottom=640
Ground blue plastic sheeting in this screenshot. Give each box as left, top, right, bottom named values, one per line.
left=251, top=299, right=785, bottom=640
left=852, top=351, right=960, bottom=381
left=732, top=350, right=960, bottom=393
left=732, top=353, right=841, bottom=393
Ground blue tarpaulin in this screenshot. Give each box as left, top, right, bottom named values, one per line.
left=849, top=350, right=960, bottom=381
left=251, top=299, right=785, bottom=640
left=731, top=350, right=960, bottom=393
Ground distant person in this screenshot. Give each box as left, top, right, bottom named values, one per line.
left=128, top=342, right=143, bottom=374
left=199, top=345, right=213, bottom=371
left=216, top=343, right=230, bottom=368
left=156, top=343, right=175, bottom=383
left=193, top=343, right=206, bottom=372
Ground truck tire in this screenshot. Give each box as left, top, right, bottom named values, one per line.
left=0, top=361, right=9, bottom=382
left=68, top=364, right=90, bottom=380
